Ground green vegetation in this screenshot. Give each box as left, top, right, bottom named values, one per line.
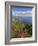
left=11, top=17, right=32, bottom=38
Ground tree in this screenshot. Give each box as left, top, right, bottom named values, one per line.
left=11, top=17, right=25, bottom=38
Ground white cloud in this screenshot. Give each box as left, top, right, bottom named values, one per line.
left=12, top=11, right=32, bottom=16
left=12, top=10, right=32, bottom=13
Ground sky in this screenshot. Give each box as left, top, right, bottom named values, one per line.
left=11, top=7, right=32, bottom=16
left=13, top=7, right=32, bottom=12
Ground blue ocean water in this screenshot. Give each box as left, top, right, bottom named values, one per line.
left=16, top=16, right=32, bottom=24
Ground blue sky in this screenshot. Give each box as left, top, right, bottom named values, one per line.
left=12, top=7, right=32, bottom=16
left=12, top=7, right=32, bottom=12
left=14, top=7, right=32, bottom=12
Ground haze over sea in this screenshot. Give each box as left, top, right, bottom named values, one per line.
left=12, top=7, right=32, bottom=24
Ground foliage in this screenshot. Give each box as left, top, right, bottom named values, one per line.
left=11, top=17, right=32, bottom=38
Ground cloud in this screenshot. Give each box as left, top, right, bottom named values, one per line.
left=12, top=11, right=32, bottom=16
left=12, top=10, right=32, bottom=13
